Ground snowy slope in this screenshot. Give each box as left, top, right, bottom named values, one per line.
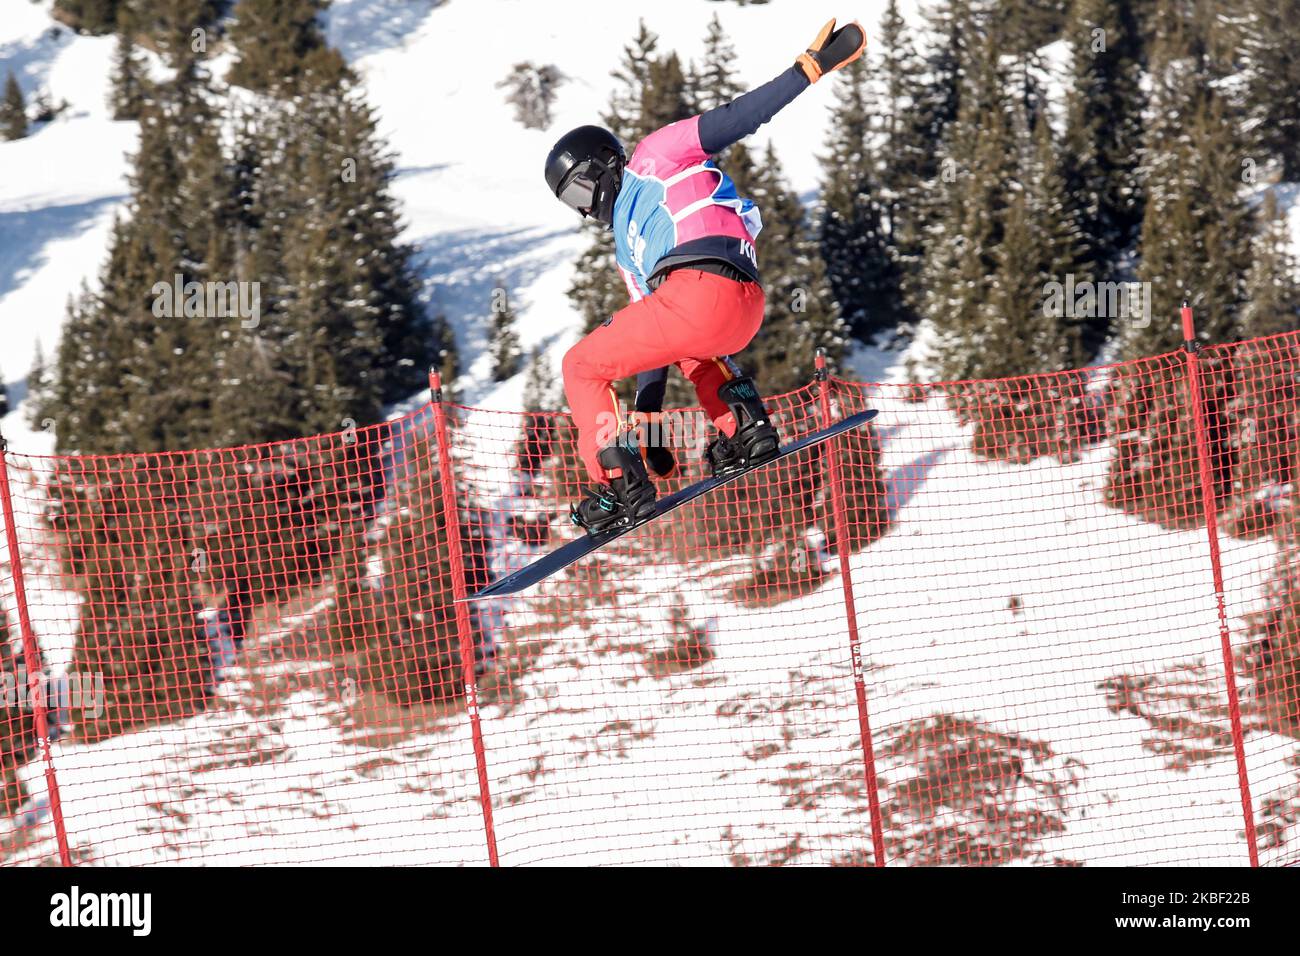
left=0, top=6, right=129, bottom=677
left=0, top=4, right=135, bottom=454
left=3, top=0, right=1299, bottom=867
left=3, top=387, right=1293, bottom=867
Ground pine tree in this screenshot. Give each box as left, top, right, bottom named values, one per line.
left=37, top=61, right=225, bottom=453
left=905, top=15, right=1089, bottom=461
left=323, top=82, right=436, bottom=403
left=496, top=62, right=566, bottom=130
left=1220, top=194, right=1300, bottom=538
left=818, top=58, right=907, bottom=342
left=742, top=143, right=846, bottom=394
left=1063, top=0, right=1146, bottom=300
left=41, top=58, right=439, bottom=453
left=209, top=104, right=307, bottom=445
left=188, top=436, right=382, bottom=609
left=30, top=90, right=59, bottom=125
left=642, top=52, right=692, bottom=142
left=996, top=4, right=1055, bottom=129
left=919, top=24, right=1014, bottom=383
left=1, top=73, right=28, bottom=141
left=568, top=23, right=685, bottom=353
left=872, top=0, right=929, bottom=253
left=897, top=0, right=983, bottom=315
left=250, top=81, right=432, bottom=434
left=1104, top=0, right=1254, bottom=527
left=521, top=349, right=560, bottom=413
left=489, top=288, right=522, bottom=381
left=517, top=348, right=560, bottom=476
left=1242, top=0, right=1300, bottom=180
left=683, top=11, right=741, bottom=202
left=1242, top=194, right=1300, bottom=338
left=32, top=285, right=117, bottom=451
left=913, top=0, right=978, bottom=149
left=328, top=429, right=464, bottom=705
left=1128, top=4, right=1253, bottom=359
left=109, top=31, right=149, bottom=121
left=51, top=458, right=210, bottom=742
left=1023, top=113, right=1088, bottom=371
left=53, top=0, right=122, bottom=34
left=971, top=112, right=1089, bottom=462
left=119, top=0, right=222, bottom=72
left=994, top=0, right=1071, bottom=53
left=116, top=72, right=232, bottom=452
left=686, top=12, right=738, bottom=132
left=226, top=0, right=347, bottom=93
left=606, top=20, right=665, bottom=143
left=933, top=45, right=1088, bottom=463
left=693, top=13, right=743, bottom=113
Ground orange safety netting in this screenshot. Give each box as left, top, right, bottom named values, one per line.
left=1, top=327, right=1299, bottom=867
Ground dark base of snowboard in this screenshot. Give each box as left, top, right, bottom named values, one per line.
left=463, top=408, right=878, bottom=601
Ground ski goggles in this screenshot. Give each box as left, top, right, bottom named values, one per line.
left=556, top=156, right=620, bottom=218
left=557, top=168, right=599, bottom=215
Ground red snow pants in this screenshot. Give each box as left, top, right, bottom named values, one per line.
left=562, top=268, right=766, bottom=483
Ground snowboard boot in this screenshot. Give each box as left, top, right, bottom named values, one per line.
left=571, top=437, right=658, bottom=534
left=705, top=377, right=781, bottom=478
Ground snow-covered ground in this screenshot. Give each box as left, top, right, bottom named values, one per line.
left=3, top=385, right=1294, bottom=866
left=2, top=0, right=1299, bottom=866
left=0, top=7, right=134, bottom=454
left=0, top=4, right=124, bottom=695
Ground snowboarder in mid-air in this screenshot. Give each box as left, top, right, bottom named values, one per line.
left=545, top=17, right=867, bottom=534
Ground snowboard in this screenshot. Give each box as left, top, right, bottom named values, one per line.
left=463, top=409, right=878, bottom=601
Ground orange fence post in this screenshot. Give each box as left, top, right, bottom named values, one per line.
left=1179, top=304, right=1259, bottom=866
left=0, top=435, right=72, bottom=866
left=814, top=349, right=886, bottom=866
left=429, top=372, right=500, bottom=867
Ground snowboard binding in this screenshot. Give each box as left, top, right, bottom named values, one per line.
left=706, top=377, right=781, bottom=478
left=571, top=437, right=658, bottom=534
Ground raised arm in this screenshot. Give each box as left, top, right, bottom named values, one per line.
left=698, top=18, right=867, bottom=156
left=697, top=67, right=810, bottom=156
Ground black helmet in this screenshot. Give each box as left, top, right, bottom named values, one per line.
left=545, top=125, right=625, bottom=225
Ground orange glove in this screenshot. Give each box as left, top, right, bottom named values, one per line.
left=796, top=18, right=867, bottom=83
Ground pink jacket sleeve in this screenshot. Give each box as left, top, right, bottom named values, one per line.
left=626, top=115, right=708, bottom=179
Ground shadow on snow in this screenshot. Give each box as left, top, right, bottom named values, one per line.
left=0, top=195, right=124, bottom=301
